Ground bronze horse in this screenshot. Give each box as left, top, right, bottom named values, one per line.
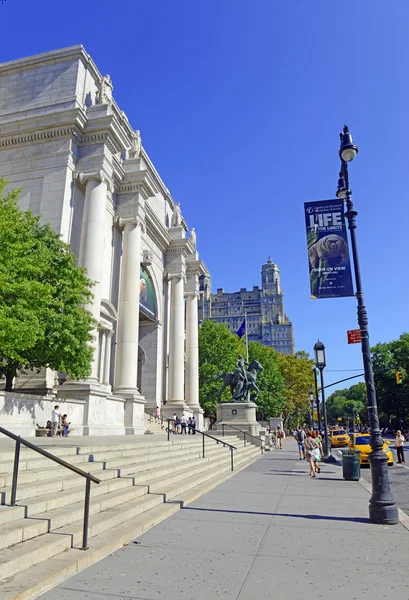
left=215, top=359, right=264, bottom=403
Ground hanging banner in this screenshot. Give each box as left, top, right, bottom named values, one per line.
left=139, top=267, right=156, bottom=319
left=305, top=199, right=354, bottom=299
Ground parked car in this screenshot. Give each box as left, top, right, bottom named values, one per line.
left=348, top=433, right=393, bottom=466
left=330, top=429, right=350, bottom=448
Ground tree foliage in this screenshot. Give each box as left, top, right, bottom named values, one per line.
left=371, top=333, right=409, bottom=427
left=0, top=179, right=95, bottom=390
left=247, top=342, right=285, bottom=419
left=326, top=382, right=366, bottom=427
left=198, top=320, right=245, bottom=416
left=277, top=350, right=314, bottom=428
left=198, top=321, right=285, bottom=418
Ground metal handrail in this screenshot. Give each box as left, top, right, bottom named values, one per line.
left=221, top=423, right=265, bottom=454
left=0, top=425, right=101, bottom=550
left=165, top=420, right=237, bottom=471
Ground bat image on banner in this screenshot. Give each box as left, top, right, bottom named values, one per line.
left=304, top=199, right=354, bottom=299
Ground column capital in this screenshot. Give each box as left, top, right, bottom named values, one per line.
left=185, top=291, right=199, bottom=299
left=77, top=169, right=114, bottom=193
left=117, top=215, right=146, bottom=233
left=167, top=273, right=184, bottom=283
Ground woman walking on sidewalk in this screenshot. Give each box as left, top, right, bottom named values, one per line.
left=305, top=431, right=319, bottom=477
left=312, top=430, right=322, bottom=474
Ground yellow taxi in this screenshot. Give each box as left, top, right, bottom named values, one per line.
left=330, top=429, right=350, bottom=448
left=348, top=433, right=394, bottom=466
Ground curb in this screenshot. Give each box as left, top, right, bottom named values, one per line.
left=356, top=467, right=409, bottom=533
left=331, top=450, right=409, bottom=532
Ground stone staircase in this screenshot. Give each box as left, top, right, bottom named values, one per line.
left=143, top=411, right=166, bottom=434
left=0, top=433, right=261, bottom=599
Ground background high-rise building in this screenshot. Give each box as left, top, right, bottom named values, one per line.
left=199, top=258, right=295, bottom=354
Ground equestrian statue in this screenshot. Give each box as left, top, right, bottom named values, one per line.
left=215, top=355, right=264, bottom=403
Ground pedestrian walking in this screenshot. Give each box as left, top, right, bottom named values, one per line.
left=294, top=426, right=306, bottom=460
left=312, top=430, right=321, bottom=474
left=51, top=405, right=62, bottom=438
left=181, top=414, right=187, bottom=434
left=191, top=415, right=196, bottom=434
left=276, top=426, right=284, bottom=449
left=395, top=430, right=405, bottom=463
left=187, top=416, right=192, bottom=433
left=304, top=431, right=319, bottom=477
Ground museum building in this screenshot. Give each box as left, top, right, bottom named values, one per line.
left=0, top=46, right=209, bottom=435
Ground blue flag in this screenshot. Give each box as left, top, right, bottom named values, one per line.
left=236, top=319, right=246, bottom=338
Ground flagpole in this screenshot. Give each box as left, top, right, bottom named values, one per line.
left=244, top=308, right=249, bottom=363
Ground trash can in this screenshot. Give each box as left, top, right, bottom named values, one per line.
left=342, top=450, right=361, bottom=481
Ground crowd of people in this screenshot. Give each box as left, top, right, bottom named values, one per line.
left=171, top=413, right=196, bottom=434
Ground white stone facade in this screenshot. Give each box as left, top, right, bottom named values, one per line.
left=0, top=46, right=208, bottom=436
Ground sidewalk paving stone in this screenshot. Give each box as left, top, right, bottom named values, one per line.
left=39, top=442, right=409, bottom=600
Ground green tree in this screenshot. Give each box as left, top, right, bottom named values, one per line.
left=198, top=320, right=245, bottom=416
left=247, top=342, right=285, bottom=419
left=326, top=382, right=366, bottom=427
left=277, top=350, right=314, bottom=428
left=0, top=179, right=95, bottom=390
left=372, top=334, right=409, bottom=428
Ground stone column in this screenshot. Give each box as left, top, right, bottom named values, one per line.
left=102, top=331, right=112, bottom=387
left=78, top=170, right=109, bottom=381
left=185, top=291, right=200, bottom=410
left=99, top=330, right=106, bottom=383
left=114, top=217, right=143, bottom=395
left=167, top=274, right=185, bottom=403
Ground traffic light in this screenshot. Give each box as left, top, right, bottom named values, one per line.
left=396, top=371, right=403, bottom=385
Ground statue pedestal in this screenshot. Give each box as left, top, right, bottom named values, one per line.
left=214, top=402, right=260, bottom=436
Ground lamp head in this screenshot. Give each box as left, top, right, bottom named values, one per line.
left=339, top=125, right=358, bottom=162
left=309, top=384, right=314, bottom=402
left=314, top=340, right=326, bottom=369
left=336, top=171, right=347, bottom=199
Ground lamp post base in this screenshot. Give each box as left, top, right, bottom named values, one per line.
left=368, top=451, right=399, bottom=525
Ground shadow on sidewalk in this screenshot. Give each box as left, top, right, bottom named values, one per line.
left=263, top=470, right=337, bottom=476
left=182, top=506, right=369, bottom=524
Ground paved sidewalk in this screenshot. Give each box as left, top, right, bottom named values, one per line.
left=40, top=442, right=409, bottom=600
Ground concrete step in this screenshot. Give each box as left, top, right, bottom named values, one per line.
left=1, top=444, right=236, bottom=526
left=0, top=444, right=244, bottom=552
left=0, top=439, right=238, bottom=505
left=0, top=445, right=261, bottom=600
left=0, top=441, right=241, bottom=504
left=0, top=445, right=259, bottom=585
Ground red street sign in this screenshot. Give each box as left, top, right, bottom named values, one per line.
left=347, top=329, right=361, bottom=344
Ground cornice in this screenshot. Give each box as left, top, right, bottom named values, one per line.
left=117, top=170, right=156, bottom=201
left=0, top=45, right=89, bottom=75
left=0, top=125, right=82, bottom=149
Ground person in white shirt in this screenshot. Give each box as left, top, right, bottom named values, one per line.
left=395, top=430, right=405, bottom=464
left=51, top=405, right=62, bottom=438
left=181, top=414, right=187, bottom=434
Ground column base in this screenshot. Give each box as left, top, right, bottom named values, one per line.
left=121, top=391, right=146, bottom=436
left=161, top=402, right=191, bottom=419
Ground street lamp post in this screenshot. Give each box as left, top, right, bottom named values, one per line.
left=336, top=126, right=398, bottom=525
left=313, top=340, right=335, bottom=463
left=309, top=385, right=314, bottom=429
left=313, top=367, right=321, bottom=431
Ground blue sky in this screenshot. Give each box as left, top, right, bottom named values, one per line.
left=1, top=0, right=408, bottom=390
